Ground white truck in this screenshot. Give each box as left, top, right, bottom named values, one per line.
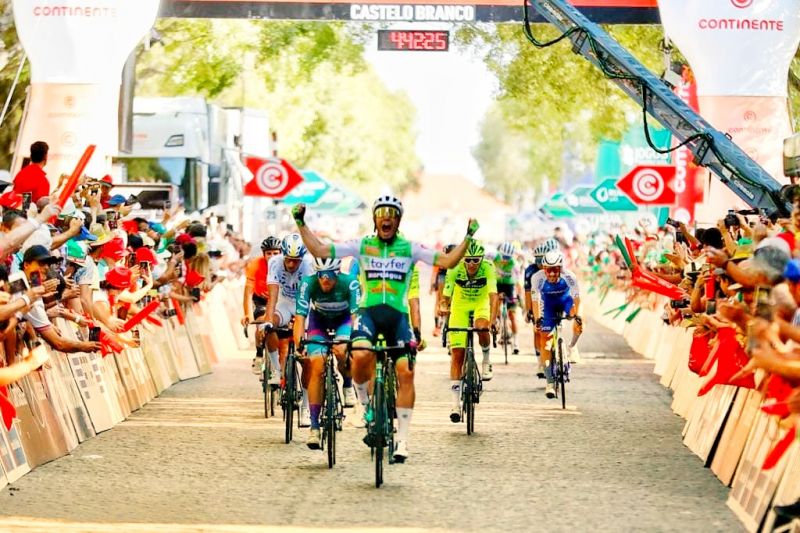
left=112, top=96, right=276, bottom=240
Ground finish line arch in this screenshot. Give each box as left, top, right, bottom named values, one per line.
left=159, top=0, right=660, bottom=24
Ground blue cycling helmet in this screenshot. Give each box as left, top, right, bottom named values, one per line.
left=281, top=234, right=307, bottom=258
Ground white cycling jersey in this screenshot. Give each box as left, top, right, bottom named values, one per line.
left=267, top=254, right=314, bottom=300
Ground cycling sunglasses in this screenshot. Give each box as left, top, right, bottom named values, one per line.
left=544, top=266, right=561, bottom=274
left=374, top=207, right=400, bottom=219
left=464, top=257, right=482, bottom=264
left=317, top=270, right=338, bottom=280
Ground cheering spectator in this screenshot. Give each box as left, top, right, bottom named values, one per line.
left=13, top=141, right=51, bottom=202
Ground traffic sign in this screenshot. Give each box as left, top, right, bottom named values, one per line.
left=281, top=170, right=330, bottom=205
left=590, top=178, right=638, bottom=212
left=541, top=192, right=575, bottom=218
left=616, top=165, right=677, bottom=206
left=243, top=157, right=304, bottom=199
left=564, top=185, right=604, bottom=215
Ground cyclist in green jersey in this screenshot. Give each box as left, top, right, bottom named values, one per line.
left=493, top=242, right=523, bottom=354
left=294, top=257, right=360, bottom=449
left=439, top=240, right=498, bottom=421
left=292, top=196, right=479, bottom=462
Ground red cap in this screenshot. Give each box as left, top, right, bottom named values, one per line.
left=135, top=247, right=158, bottom=265
left=100, top=237, right=126, bottom=261
left=105, top=266, right=132, bottom=290
left=185, top=267, right=205, bottom=288
left=0, top=191, right=24, bottom=210
left=175, top=233, right=196, bottom=246
left=121, top=219, right=139, bottom=234
left=776, top=232, right=796, bottom=253
left=100, top=174, right=113, bottom=187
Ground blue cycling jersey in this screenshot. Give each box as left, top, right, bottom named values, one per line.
left=523, top=263, right=541, bottom=292
left=529, top=269, right=580, bottom=306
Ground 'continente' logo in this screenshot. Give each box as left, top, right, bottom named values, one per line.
left=730, top=0, right=753, bottom=8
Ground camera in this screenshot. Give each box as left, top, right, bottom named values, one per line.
left=21, top=193, right=32, bottom=213
left=190, top=287, right=201, bottom=302
left=665, top=217, right=681, bottom=229
left=670, top=298, right=690, bottom=309
left=88, top=327, right=101, bottom=342
left=724, top=210, right=740, bottom=229
left=755, top=286, right=773, bottom=320
left=162, top=308, right=178, bottom=318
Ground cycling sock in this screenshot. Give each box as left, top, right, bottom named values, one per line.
left=512, top=333, right=518, bottom=348
left=302, top=388, right=309, bottom=411
left=434, top=316, right=440, bottom=328
left=255, top=345, right=264, bottom=359
left=356, top=382, right=370, bottom=407
left=309, top=404, right=321, bottom=429
left=396, top=407, right=412, bottom=443
left=268, top=350, right=280, bottom=374
left=482, top=346, right=490, bottom=363
left=544, top=364, right=554, bottom=383
left=450, top=380, right=461, bottom=405
left=343, top=376, right=353, bottom=388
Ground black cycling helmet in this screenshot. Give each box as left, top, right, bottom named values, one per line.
left=261, top=236, right=281, bottom=252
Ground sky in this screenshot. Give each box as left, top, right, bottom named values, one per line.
left=364, top=26, right=498, bottom=185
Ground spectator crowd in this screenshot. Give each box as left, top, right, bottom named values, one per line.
left=0, top=141, right=250, bottom=386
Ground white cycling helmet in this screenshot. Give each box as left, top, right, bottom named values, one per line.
left=372, top=195, right=404, bottom=216
left=314, top=257, right=341, bottom=272
left=281, top=233, right=307, bottom=259
left=499, top=242, right=515, bottom=257
left=543, top=238, right=560, bottom=253
left=542, top=250, right=564, bottom=268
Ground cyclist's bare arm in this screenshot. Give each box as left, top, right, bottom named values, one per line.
left=296, top=224, right=332, bottom=258
left=265, top=283, right=280, bottom=325
left=439, top=296, right=451, bottom=315
left=409, top=298, right=421, bottom=331
left=242, top=279, right=254, bottom=320
left=490, top=292, right=499, bottom=324
left=435, top=238, right=468, bottom=269
left=524, top=290, right=533, bottom=317
left=293, top=314, right=306, bottom=348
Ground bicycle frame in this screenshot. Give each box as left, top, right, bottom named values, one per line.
left=445, top=321, right=491, bottom=435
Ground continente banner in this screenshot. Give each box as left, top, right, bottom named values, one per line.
left=12, top=0, right=161, bottom=178
left=658, top=0, right=800, bottom=223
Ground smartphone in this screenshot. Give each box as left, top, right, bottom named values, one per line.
left=139, top=261, right=150, bottom=276
left=28, top=271, right=42, bottom=288
left=8, top=272, right=29, bottom=294
left=755, top=286, right=773, bottom=320
left=21, top=193, right=32, bottom=213
left=132, top=329, right=140, bottom=342
left=88, top=327, right=101, bottom=342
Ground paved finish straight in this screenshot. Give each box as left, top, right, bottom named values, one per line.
left=0, top=319, right=742, bottom=531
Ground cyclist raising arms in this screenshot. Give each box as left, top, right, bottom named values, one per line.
left=242, top=236, right=283, bottom=375
left=292, top=196, right=478, bottom=462
left=493, top=242, right=524, bottom=355
left=439, top=240, right=497, bottom=421
left=430, top=244, right=456, bottom=337
left=524, top=238, right=560, bottom=378
left=294, top=257, right=360, bottom=449
left=530, top=250, right=582, bottom=399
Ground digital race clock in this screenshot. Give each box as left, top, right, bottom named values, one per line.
left=376, top=30, right=450, bottom=52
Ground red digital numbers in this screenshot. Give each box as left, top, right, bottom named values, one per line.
left=380, top=30, right=449, bottom=52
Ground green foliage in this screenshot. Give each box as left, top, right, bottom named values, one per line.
left=460, top=23, right=665, bottom=197
left=136, top=19, right=418, bottom=194
left=0, top=4, right=29, bottom=171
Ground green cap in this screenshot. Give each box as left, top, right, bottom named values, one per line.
left=66, top=239, right=87, bottom=265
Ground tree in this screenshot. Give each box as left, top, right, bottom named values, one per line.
left=460, top=23, right=669, bottom=196
left=0, top=4, right=29, bottom=171
left=135, top=19, right=419, bottom=194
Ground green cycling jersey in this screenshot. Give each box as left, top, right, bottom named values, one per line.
left=296, top=273, right=360, bottom=319
left=330, top=235, right=437, bottom=314
left=493, top=253, right=519, bottom=285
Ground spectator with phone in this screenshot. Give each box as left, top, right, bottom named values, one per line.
left=17, top=245, right=100, bottom=353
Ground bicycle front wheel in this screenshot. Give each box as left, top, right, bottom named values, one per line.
left=284, top=358, right=296, bottom=444
left=325, top=363, right=336, bottom=468
left=373, top=380, right=385, bottom=488
left=558, top=338, right=566, bottom=410
left=502, top=311, right=509, bottom=365
left=464, top=353, right=475, bottom=435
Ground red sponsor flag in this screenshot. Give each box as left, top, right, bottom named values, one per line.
left=671, top=66, right=702, bottom=223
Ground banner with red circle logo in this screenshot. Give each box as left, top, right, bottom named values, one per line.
left=243, top=157, right=305, bottom=199
left=616, top=165, right=677, bottom=206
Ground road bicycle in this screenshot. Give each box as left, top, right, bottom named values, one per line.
left=260, top=323, right=302, bottom=443
left=444, top=316, right=494, bottom=435
left=546, top=314, right=579, bottom=410
left=244, top=321, right=278, bottom=419
left=304, top=338, right=350, bottom=468
left=360, top=340, right=412, bottom=488
left=499, top=294, right=510, bottom=365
